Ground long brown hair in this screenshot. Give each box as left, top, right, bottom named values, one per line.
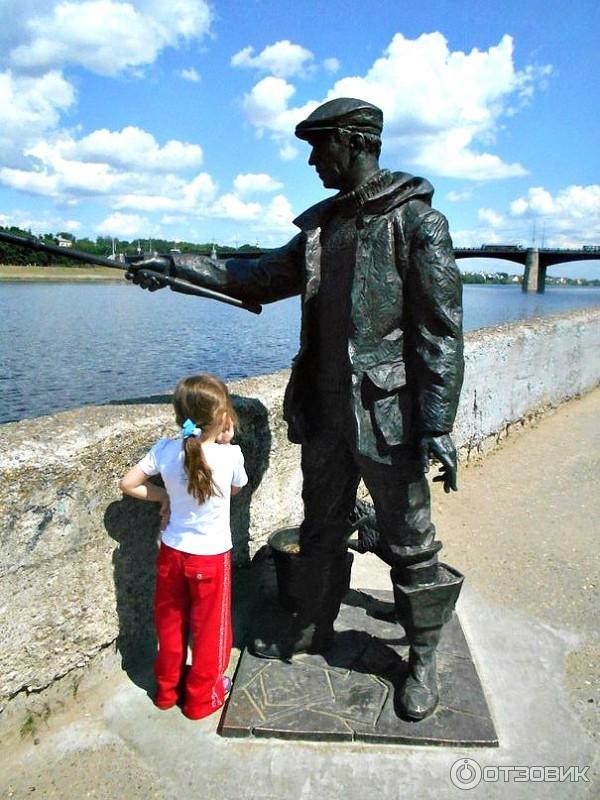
left=173, top=374, right=238, bottom=503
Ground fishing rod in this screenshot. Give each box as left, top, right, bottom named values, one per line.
left=0, top=230, right=262, bottom=315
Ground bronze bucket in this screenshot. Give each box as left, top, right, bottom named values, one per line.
left=268, top=527, right=301, bottom=612
left=268, top=527, right=354, bottom=613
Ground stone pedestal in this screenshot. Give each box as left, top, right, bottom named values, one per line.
left=220, top=587, right=497, bottom=746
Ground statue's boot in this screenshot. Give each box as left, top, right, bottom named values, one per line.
left=252, top=553, right=352, bottom=660
left=393, top=563, right=464, bottom=720
left=398, top=625, right=443, bottom=720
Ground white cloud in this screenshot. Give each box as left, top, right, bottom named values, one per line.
left=206, top=194, right=261, bottom=221
left=114, top=172, right=217, bottom=212
left=0, top=70, right=76, bottom=166
left=454, top=184, right=600, bottom=249
left=0, top=127, right=208, bottom=209
left=159, top=215, right=181, bottom=226
left=322, top=57, right=340, bottom=74
left=7, top=0, right=213, bottom=77
left=113, top=181, right=295, bottom=228
left=0, top=1, right=213, bottom=172
left=0, top=5, right=307, bottom=240
left=0, top=125, right=294, bottom=231
left=59, top=127, right=203, bottom=172
left=231, top=40, right=315, bottom=79
left=478, top=208, right=505, bottom=227
left=510, top=187, right=556, bottom=216
left=233, top=173, right=283, bottom=195
left=508, top=184, right=600, bottom=246
left=0, top=166, right=61, bottom=197
left=414, top=131, right=526, bottom=180
left=240, top=32, right=551, bottom=180
left=256, top=194, right=296, bottom=234
left=279, top=142, right=299, bottom=161
left=114, top=194, right=183, bottom=212
left=0, top=209, right=81, bottom=235
left=509, top=197, right=529, bottom=216
left=115, top=176, right=296, bottom=229
left=178, top=67, right=201, bottom=82
left=447, top=189, right=472, bottom=202
left=0, top=1, right=55, bottom=58
left=510, top=184, right=600, bottom=220
left=96, top=212, right=149, bottom=237
left=181, top=173, right=218, bottom=205
left=242, top=77, right=318, bottom=159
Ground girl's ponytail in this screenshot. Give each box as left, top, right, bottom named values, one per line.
left=173, top=374, right=238, bottom=503
left=182, top=433, right=218, bottom=503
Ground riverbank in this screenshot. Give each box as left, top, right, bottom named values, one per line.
left=3, top=262, right=600, bottom=286
left=0, top=265, right=123, bottom=281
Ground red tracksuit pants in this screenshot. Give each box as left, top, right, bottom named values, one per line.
left=154, top=542, right=232, bottom=719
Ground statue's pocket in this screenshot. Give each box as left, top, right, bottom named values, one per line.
left=364, top=359, right=406, bottom=392
left=362, top=362, right=411, bottom=446
left=372, top=390, right=412, bottom=446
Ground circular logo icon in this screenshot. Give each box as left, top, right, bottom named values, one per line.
left=450, top=758, right=482, bottom=790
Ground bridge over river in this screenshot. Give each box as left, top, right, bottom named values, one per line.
left=221, top=245, right=599, bottom=293
left=453, top=246, right=600, bottom=292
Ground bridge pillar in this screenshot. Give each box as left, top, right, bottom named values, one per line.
left=523, top=248, right=545, bottom=293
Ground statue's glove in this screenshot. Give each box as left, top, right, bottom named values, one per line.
left=125, top=256, right=172, bottom=291
left=419, top=433, right=458, bottom=493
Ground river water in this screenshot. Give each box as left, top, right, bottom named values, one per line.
left=1, top=282, right=599, bottom=424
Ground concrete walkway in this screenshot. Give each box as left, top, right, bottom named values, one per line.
left=1, top=390, right=598, bottom=799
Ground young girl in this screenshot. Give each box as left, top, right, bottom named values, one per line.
left=119, top=374, right=247, bottom=720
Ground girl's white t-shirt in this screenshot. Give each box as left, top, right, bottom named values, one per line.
left=138, top=438, right=248, bottom=555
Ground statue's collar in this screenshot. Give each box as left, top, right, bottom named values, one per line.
left=293, top=169, right=433, bottom=231
left=330, top=169, right=394, bottom=214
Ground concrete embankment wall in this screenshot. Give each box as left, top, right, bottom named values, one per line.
left=1, top=307, right=599, bottom=716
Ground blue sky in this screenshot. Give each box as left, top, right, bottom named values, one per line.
left=1, top=0, right=599, bottom=277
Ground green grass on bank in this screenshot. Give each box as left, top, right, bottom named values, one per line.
left=0, top=265, right=125, bottom=281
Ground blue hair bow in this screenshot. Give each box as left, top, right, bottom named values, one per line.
left=181, top=418, right=202, bottom=439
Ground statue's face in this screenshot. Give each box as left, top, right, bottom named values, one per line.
left=307, top=132, right=352, bottom=190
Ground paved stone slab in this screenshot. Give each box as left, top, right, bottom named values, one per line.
left=220, top=588, right=498, bottom=746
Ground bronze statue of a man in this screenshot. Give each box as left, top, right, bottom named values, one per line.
left=129, top=98, right=465, bottom=720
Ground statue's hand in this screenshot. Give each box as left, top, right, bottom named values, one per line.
left=125, top=256, right=172, bottom=291
left=419, top=433, right=458, bottom=493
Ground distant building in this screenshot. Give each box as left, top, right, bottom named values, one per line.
left=56, top=235, right=73, bottom=248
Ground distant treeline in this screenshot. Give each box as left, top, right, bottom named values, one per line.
left=0, top=226, right=263, bottom=266
left=461, top=271, right=512, bottom=284
left=461, top=270, right=600, bottom=286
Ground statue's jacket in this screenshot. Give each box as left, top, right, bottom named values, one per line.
left=171, top=170, right=464, bottom=462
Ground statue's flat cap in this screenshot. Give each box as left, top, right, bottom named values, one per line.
left=295, top=97, right=383, bottom=140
